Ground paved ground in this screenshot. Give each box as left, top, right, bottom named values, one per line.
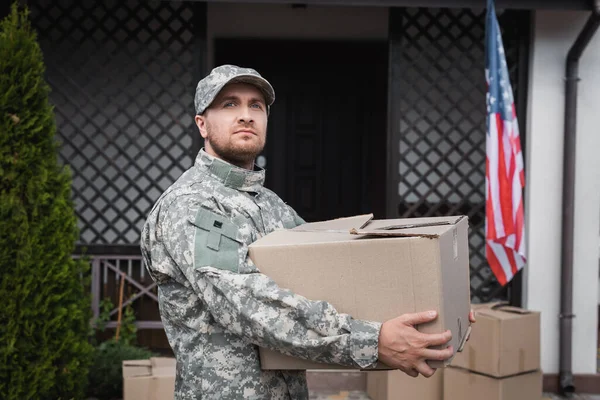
left=308, top=391, right=600, bottom=399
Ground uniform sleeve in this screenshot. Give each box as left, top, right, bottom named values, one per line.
left=159, top=200, right=381, bottom=369
left=288, top=205, right=306, bottom=227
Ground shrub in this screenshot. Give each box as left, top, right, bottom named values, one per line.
left=93, top=297, right=138, bottom=347
left=86, top=340, right=156, bottom=400
left=88, top=297, right=155, bottom=399
left=0, top=3, right=93, bottom=399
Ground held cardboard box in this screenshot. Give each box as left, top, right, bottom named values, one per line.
left=443, top=367, right=543, bottom=400
left=248, top=214, right=472, bottom=370
left=451, top=302, right=540, bottom=377
left=367, top=369, right=444, bottom=400
left=123, top=357, right=176, bottom=400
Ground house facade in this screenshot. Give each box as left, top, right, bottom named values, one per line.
left=6, top=0, right=599, bottom=391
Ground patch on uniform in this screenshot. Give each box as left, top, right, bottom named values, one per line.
left=190, top=208, right=241, bottom=273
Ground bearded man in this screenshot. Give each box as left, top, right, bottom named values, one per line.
left=141, top=65, right=473, bottom=400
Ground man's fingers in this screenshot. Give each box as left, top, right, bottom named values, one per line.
left=415, top=361, right=436, bottom=378
left=404, top=368, right=419, bottom=378
left=469, top=310, right=476, bottom=323
left=420, top=346, right=454, bottom=361
left=421, top=330, right=452, bottom=347
left=400, top=310, right=438, bottom=326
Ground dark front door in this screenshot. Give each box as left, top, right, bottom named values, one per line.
left=215, top=39, right=387, bottom=222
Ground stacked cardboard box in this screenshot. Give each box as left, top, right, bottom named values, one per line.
left=122, top=357, right=176, bottom=400
left=367, top=369, right=444, bottom=400
left=444, top=303, right=543, bottom=400
left=366, top=303, right=542, bottom=400
left=248, top=214, right=472, bottom=370
left=444, top=367, right=542, bottom=400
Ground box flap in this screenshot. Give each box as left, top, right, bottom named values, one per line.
left=150, top=357, right=176, bottom=377
left=350, top=216, right=465, bottom=238
left=456, top=325, right=472, bottom=353
left=151, top=357, right=176, bottom=368
left=475, top=302, right=538, bottom=320
left=492, top=305, right=532, bottom=314
left=124, top=359, right=152, bottom=367
left=293, top=214, right=373, bottom=232
left=122, top=359, right=152, bottom=379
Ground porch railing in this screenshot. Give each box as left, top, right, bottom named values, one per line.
left=86, top=254, right=164, bottom=330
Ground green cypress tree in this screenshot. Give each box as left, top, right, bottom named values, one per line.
left=0, top=3, right=94, bottom=399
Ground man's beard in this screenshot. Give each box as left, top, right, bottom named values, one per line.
left=205, top=122, right=266, bottom=167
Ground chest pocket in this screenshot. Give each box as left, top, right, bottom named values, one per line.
left=191, top=208, right=242, bottom=273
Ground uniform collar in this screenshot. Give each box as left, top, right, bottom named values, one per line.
left=195, top=149, right=265, bottom=193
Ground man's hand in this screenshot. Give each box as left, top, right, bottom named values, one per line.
left=377, top=311, right=453, bottom=379
left=465, top=309, right=476, bottom=342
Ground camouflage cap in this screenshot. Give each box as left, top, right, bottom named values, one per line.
left=194, top=64, right=275, bottom=115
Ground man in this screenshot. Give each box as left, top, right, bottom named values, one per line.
left=141, top=65, right=474, bottom=399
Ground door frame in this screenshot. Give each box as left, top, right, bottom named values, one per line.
left=213, top=38, right=389, bottom=220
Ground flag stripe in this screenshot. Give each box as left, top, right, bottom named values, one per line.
left=496, top=115, right=514, bottom=237
left=487, top=241, right=511, bottom=285
left=488, top=115, right=504, bottom=237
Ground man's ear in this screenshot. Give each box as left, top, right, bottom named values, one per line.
left=195, top=115, right=208, bottom=139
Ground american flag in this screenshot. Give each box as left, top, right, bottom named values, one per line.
left=485, top=0, right=526, bottom=286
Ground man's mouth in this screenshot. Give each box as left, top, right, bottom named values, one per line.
left=234, top=130, right=257, bottom=136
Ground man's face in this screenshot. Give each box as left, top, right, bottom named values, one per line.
left=195, top=82, right=268, bottom=167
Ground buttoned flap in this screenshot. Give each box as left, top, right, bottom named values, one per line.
left=190, top=208, right=243, bottom=273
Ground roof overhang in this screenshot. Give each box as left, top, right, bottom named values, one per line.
left=200, top=0, right=592, bottom=11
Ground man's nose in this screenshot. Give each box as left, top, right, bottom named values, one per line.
left=238, top=107, right=253, bottom=124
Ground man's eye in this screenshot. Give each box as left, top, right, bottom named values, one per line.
left=224, top=102, right=235, bottom=107
left=251, top=103, right=262, bottom=109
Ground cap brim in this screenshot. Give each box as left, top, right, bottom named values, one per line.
left=227, top=75, right=276, bottom=106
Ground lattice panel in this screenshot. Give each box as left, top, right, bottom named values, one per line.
left=29, top=0, right=198, bottom=245
left=391, top=8, right=524, bottom=302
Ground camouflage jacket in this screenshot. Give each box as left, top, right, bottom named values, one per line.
left=141, top=149, right=381, bottom=399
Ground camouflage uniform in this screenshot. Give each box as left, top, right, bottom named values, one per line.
left=140, top=65, right=381, bottom=400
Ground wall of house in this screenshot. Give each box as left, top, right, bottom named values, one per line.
left=206, top=2, right=388, bottom=68
left=525, top=10, right=600, bottom=375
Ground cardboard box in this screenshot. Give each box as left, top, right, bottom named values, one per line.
left=367, top=369, right=444, bottom=400
left=123, top=357, right=176, bottom=400
left=451, top=302, right=540, bottom=377
left=248, top=214, right=472, bottom=370
left=443, top=367, right=542, bottom=400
